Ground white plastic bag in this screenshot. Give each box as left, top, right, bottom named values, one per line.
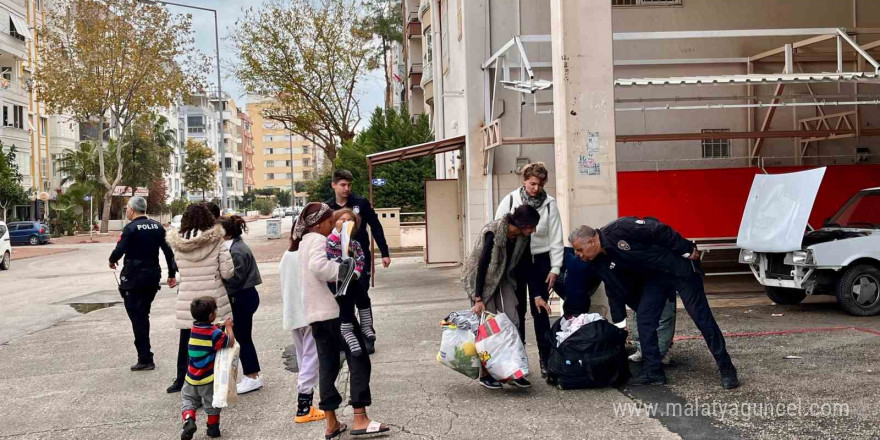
left=212, top=343, right=240, bottom=408
left=437, top=324, right=480, bottom=379
left=475, top=313, right=529, bottom=381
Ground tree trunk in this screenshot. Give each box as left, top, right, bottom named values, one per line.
left=100, top=191, right=112, bottom=233
left=383, top=37, right=391, bottom=109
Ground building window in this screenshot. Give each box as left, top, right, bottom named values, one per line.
left=285, top=160, right=291, bottom=167
left=265, top=173, right=275, bottom=180
left=1, top=67, right=12, bottom=82
left=302, top=146, right=310, bottom=154
left=187, top=115, right=205, bottom=134
left=9, top=18, right=25, bottom=41
left=40, top=117, right=47, bottom=137
left=265, top=160, right=276, bottom=167
left=303, top=158, right=310, bottom=167
left=701, top=129, right=730, bottom=159
left=303, top=171, right=313, bottom=180
left=612, top=0, right=681, bottom=6
left=423, top=26, right=433, bottom=64
left=223, top=157, right=232, bottom=168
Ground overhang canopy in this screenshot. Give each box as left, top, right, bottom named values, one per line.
left=366, top=135, right=465, bottom=166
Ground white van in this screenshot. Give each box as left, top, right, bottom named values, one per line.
left=0, top=221, right=11, bottom=270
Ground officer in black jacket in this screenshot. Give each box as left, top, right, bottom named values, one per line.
left=569, top=217, right=739, bottom=389
left=109, top=196, right=178, bottom=371
left=326, top=169, right=391, bottom=353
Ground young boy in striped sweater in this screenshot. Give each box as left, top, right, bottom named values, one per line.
left=180, top=296, right=236, bottom=440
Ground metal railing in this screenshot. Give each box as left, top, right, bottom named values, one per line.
left=400, top=211, right=426, bottom=226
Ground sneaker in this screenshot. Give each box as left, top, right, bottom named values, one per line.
left=539, top=361, right=549, bottom=379
left=479, top=376, right=503, bottom=390
left=206, top=423, right=221, bottom=438
left=236, top=375, right=263, bottom=394
left=130, top=362, right=155, bottom=371
left=628, top=350, right=643, bottom=363
left=721, top=366, right=740, bottom=390
left=166, top=379, right=184, bottom=394
left=180, top=418, right=197, bottom=440
left=509, top=377, right=532, bottom=388
left=626, top=373, right=668, bottom=386
left=661, top=351, right=672, bottom=366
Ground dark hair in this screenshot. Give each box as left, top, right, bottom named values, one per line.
left=204, top=202, right=221, bottom=219
left=190, top=296, right=217, bottom=323
left=507, top=204, right=541, bottom=229
left=289, top=202, right=334, bottom=252
left=333, top=169, right=354, bottom=184
left=522, top=162, right=549, bottom=183
left=180, top=204, right=216, bottom=236
left=220, top=215, right=247, bottom=239
left=332, top=208, right=361, bottom=233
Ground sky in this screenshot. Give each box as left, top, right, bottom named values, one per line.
left=165, top=0, right=386, bottom=128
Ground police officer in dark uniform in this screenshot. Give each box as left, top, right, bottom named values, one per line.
left=569, top=217, right=739, bottom=389
left=326, top=169, right=390, bottom=354
left=109, top=196, right=178, bottom=371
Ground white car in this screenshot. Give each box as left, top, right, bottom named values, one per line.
left=0, top=221, right=11, bottom=270
left=272, top=208, right=284, bottom=218
left=738, top=168, right=880, bottom=316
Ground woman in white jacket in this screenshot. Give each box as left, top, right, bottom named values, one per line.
left=286, top=202, right=388, bottom=439
left=165, top=203, right=235, bottom=393
left=494, top=162, right=564, bottom=379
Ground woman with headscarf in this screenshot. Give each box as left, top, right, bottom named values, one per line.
left=463, top=204, right=541, bottom=390
left=165, top=203, right=235, bottom=393
left=494, top=162, right=564, bottom=379
left=283, top=202, right=389, bottom=438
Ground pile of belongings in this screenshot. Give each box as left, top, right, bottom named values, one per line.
left=437, top=310, right=481, bottom=379
left=545, top=313, right=630, bottom=389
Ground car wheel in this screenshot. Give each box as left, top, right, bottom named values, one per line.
left=0, top=251, right=9, bottom=270
left=764, top=286, right=807, bottom=305
left=28, top=235, right=39, bottom=246
left=835, top=265, right=880, bottom=316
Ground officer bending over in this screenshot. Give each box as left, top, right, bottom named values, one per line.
left=109, top=196, right=178, bottom=371
left=569, top=217, right=739, bottom=389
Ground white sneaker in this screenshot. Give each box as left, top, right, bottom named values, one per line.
left=628, top=350, right=643, bottom=362
left=236, top=375, right=263, bottom=394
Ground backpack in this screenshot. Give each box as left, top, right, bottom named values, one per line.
left=546, top=317, right=630, bottom=390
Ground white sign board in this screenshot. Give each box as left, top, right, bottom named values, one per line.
left=736, top=168, right=826, bottom=253
left=112, top=186, right=149, bottom=197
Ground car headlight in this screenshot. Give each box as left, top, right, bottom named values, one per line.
left=791, top=250, right=813, bottom=265
left=739, top=249, right=756, bottom=264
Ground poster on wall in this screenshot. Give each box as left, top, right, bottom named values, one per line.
left=578, top=132, right=601, bottom=177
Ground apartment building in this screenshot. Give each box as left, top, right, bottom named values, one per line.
left=238, top=109, right=255, bottom=192
left=0, top=0, right=32, bottom=195
left=178, top=92, right=221, bottom=202
left=245, top=94, right=322, bottom=205
left=384, top=0, right=880, bottom=262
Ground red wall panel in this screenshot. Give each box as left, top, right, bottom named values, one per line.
left=617, top=164, right=880, bottom=239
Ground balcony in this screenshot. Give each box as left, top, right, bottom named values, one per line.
left=0, top=32, right=27, bottom=60
left=420, top=62, right=433, bottom=88
left=409, top=63, right=423, bottom=89
left=406, top=12, right=421, bottom=39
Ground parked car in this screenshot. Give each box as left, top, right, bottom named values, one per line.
left=0, top=221, right=11, bottom=270
left=738, top=169, right=880, bottom=316
left=170, top=215, right=183, bottom=230
left=284, top=207, right=294, bottom=217
left=8, top=221, right=51, bottom=246
left=272, top=208, right=284, bottom=218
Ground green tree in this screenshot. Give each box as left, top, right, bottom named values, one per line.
left=36, top=0, right=208, bottom=232
left=0, top=144, right=28, bottom=222
left=183, top=139, right=218, bottom=201
left=334, top=107, right=433, bottom=210
left=230, top=0, right=370, bottom=164
left=170, top=197, right=189, bottom=216
left=276, top=189, right=292, bottom=207
left=360, top=0, right=402, bottom=109
left=253, top=198, right=275, bottom=216
left=305, top=171, right=334, bottom=203
left=118, top=115, right=174, bottom=189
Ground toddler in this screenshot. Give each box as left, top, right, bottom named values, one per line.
left=325, top=208, right=369, bottom=356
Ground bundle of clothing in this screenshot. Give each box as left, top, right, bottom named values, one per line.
left=555, top=313, right=606, bottom=347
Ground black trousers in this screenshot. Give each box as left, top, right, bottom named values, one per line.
left=176, top=329, right=191, bottom=381
left=120, top=286, right=158, bottom=364
left=358, top=253, right=373, bottom=308
left=638, top=272, right=733, bottom=377
left=311, top=319, right=372, bottom=410
left=334, top=279, right=368, bottom=324
left=514, top=249, right=553, bottom=365
left=230, top=287, right=261, bottom=376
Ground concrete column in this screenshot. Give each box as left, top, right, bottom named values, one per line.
left=549, top=0, right=618, bottom=233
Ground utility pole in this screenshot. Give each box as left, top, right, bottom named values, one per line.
left=288, top=130, right=296, bottom=207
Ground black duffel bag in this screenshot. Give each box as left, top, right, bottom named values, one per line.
left=546, top=317, right=631, bottom=390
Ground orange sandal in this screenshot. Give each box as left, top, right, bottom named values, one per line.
left=294, top=406, right=326, bottom=424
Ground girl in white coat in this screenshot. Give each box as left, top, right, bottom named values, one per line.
left=494, top=162, right=564, bottom=379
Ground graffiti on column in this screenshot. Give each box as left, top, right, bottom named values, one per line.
left=578, top=131, right=601, bottom=177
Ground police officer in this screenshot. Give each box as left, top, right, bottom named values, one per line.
left=569, top=217, right=739, bottom=389
left=326, top=169, right=390, bottom=354
left=109, top=196, right=178, bottom=371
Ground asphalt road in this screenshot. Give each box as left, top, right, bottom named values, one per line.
left=1, top=222, right=879, bottom=439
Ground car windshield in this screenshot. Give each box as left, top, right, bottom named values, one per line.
left=827, top=190, right=880, bottom=229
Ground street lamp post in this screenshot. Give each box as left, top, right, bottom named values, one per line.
left=288, top=130, right=296, bottom=208
left=140, top=0, right=227, bottom=212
